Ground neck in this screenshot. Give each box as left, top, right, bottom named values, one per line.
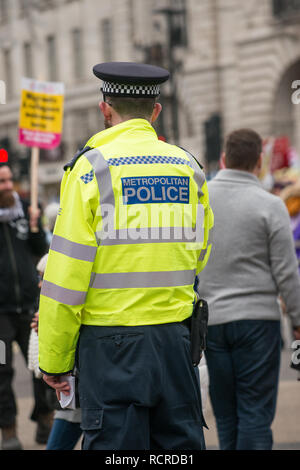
left=86, top=118, right=156, bottom=149
left=252, top=165, right=261, bottom=177
left=112, top=115, right=151, bottom=126
left=226, top=166, right=260, bottom=177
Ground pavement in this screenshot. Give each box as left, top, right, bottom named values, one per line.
left=5, top=339, right=300, bottom=451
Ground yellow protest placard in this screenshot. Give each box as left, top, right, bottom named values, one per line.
left=19, top=78, right=64, bottom=149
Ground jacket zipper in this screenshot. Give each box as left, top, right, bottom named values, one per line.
left=3, top=223, right=22, bottom=313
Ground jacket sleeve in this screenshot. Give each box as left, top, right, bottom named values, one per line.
left=197, top=179, right=214, bottom=275
left=269, top=198, right=300, bottom=328
left=38, top=164, right=99, bottom=375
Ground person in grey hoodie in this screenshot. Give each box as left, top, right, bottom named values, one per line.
left=198, top=128, right=300, bottom=450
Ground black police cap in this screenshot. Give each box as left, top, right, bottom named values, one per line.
left=93, top=62, right=170, bottom=98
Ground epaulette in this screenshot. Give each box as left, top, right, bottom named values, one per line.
left=63, top=146, right=93, bottom=171
left=179, top=146, right=204, bottom=170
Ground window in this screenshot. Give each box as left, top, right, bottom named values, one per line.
left=3, top=49, right=12, bottom=99
left=37, top=0, right=56, bottom=11
left=100, top=19, right=113, bottom=62
left=47, top=35, right=58, bottom=81
left=72, top=28, right=83, bottom=79
left=0, top=0, right=9, bottom=23
left=170, top=0, right=188, bottom=48
left=19, top=0, right=26, bottom=18
left=272, top=0, right=300, bottom=18
left=23, top=42, right=34, bottom=78
left=154, top=0, right=188, bottom=49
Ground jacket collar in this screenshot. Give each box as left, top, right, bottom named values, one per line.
left=213, top=169, right=262, bottom=186
left=86, top=119, right=157, bottom=149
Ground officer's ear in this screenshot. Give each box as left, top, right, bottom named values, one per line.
left=150, top=102, right=162, bottom=124
left=99, top=101, right=113, bottom=120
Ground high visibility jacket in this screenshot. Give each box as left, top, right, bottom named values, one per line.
left=38, top=119, right=214, bottom=374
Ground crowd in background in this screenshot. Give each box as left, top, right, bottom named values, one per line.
left=1, top=129, right=300, bottom=450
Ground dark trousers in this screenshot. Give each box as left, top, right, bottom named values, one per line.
left=205, top=320, right=281, bottom=450
left=46, top=419, right=82, bottom=450
left=77, top=322, right=206, bottom=450
left=0, top=312, right=54, bottom=428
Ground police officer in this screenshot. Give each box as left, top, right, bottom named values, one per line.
left=39, top=62, right=214, bottom=450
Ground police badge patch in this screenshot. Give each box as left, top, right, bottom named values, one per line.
left=122, top=176, right=190, bottom=205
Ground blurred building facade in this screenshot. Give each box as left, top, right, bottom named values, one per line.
left=0, top=0, right=299, bottom=201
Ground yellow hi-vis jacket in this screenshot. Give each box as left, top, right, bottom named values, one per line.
left=38, top=119, right=214, bottom=374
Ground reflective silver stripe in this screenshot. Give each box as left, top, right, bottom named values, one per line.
left=41, top=280, right=87, bottom=305
left=198, top=246, right=208, bottom=261
left=85, top=148, right=115, bottom=245
left=51, top=235, right=97, bottom=262
left=90, top=269, right=196, bottom=289
left=198, top=228, right=212, bottom=261
left=85, top=148, right=115, bottom=209
left=184, top=151, right=205, bottom=199
left=100, top=227, right=198, bottom=245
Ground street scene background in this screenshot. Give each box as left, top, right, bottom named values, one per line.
left=1, top=0, right=300, bottom=203
left=0, top=0, right=300, bottom=451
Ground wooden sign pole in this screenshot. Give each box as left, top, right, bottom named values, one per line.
left=30, top=145, right=40, bottom=232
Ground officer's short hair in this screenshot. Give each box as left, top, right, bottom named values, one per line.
left=106, top=96, right=157, bottom=120
left=225, top=128, right=262, bottom=171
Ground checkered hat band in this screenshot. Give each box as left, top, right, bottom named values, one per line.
left=102, top=81, right=160, bottom=97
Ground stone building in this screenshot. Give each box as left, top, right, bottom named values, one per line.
left=176, top=0, right=300, bottom=174
left=0, top=0, right=299, bottom=202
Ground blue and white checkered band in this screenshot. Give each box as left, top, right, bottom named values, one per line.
left=102, top=81, right=160, bottom=97
left=80, top=169, right=94, bottom=184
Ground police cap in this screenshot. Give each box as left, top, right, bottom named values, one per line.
left=93, top=62, right=170, bottom=98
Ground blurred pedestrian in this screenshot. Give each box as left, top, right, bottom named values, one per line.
left=0, top=162, right=49, bottom=450
left=197, top=129, right=300, bottom=450
left=280, top=176, right=300, bottom=276
left=44, top=202, right=60, bottom=245
left=279, top=176, right=300, bottom=378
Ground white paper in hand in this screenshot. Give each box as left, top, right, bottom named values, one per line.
left=59, top=375, right=76, bottom=410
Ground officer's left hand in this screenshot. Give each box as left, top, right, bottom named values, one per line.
left=30, top=312, right=39, bottom=333
left=43, top=374, right=71, bottom=401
